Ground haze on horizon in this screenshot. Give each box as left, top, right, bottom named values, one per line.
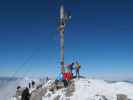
left=0, top=0, right=133, bottom=80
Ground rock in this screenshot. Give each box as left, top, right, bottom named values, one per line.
left=40, top=87, right=47, bottom=96
left=65, top=80, right=75, bottom=97
left=94, top=95, right=108, bottom=100
left=117, top=94, right=128, bottom=100
left=16, top=88, right=23, bottom=97
left=30, top=90, right=42, bottom=100
left=56, top=81, right=64, bottom=89
left=47, top=81, right=57, bottom=92
left=53, top=95, right=60, bottom=100
left=45, top=91, right=53, bottom=97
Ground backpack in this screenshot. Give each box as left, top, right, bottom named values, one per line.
left=76, top=64, right=81, bottom=69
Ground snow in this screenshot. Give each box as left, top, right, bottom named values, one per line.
left=0, top=77, right=45, bottom=100
left=40, top=78, right=133, bottom=100
left=70, top=78, right=133, bottom=100
left=41, top=78, right=133, bottom=100
left=0, top=78, right=22, bottom=100
left=7, top=77, right=133, bottom=100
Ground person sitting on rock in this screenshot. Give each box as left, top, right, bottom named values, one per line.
left=16, top=86, right=22, bottom=99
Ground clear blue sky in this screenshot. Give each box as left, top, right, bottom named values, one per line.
left=0, top=0, right=133, bottom=79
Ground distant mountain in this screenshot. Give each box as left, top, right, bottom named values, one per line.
left=0, top=76, right=18, bottom=81
left=123, top=80, right=133, bottom=84
left=0, top=77, right=19, bottom=88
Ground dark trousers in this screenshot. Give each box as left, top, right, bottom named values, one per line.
left=76, top=69, right=79, bottom=78
left=63, top=80, right=68, bottom=88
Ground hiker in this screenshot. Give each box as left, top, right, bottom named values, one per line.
left=65, top=62, right=74, bottom=73
left=21, top=87, right=30, bottom=100
left=16, top=86, right=22, bottom=98
left=56, top=73, right=64, bottom=81
left=29, top=83, right=31, bottom=89
left=71, top=62, right=75, bottom=77
left=75, top=61, right=81, bottom=78
left=63, top=79, right=68, bottom=88
left=46, top=76, right=49, bottom=82
left=70, top=62, right=74, bottom=75
left=55, top=72, right=68, bottom=88
left=31, top=81, right=35, bottom=88
left=64, top=62, right=74, bottom=80
left=29, top=81, right=36, bottom=94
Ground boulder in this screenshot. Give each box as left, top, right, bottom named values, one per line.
left=53, top=95, right=60, bottom=100
left=30, top=90, right=42, bottom=100
left=117, top=94, right=128, bottom=100
left=94, top=95, right=108, bottom=100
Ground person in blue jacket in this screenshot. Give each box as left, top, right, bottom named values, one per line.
left=56, top=73, right=64, bottom=81
left=55, top=73, right=68, bottom=88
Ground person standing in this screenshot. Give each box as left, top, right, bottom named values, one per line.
left=70, top=62, right=74, bottom=74
left=75, top=61, right=81, bottom=78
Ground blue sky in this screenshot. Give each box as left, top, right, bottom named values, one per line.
left=0, top=0, right=133, bottom=79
